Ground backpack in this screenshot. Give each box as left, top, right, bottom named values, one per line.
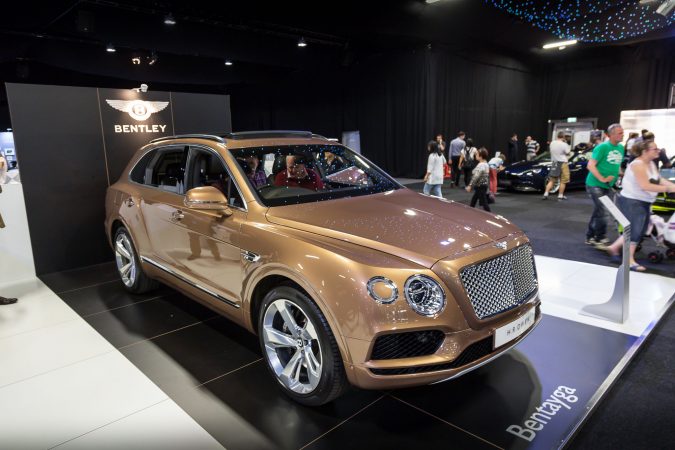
left=465, top=147, right=477, bottom=169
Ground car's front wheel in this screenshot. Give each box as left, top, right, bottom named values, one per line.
left=259, top=286, right=347, bottom=405
left=113, top=227, right=158, bottom=294
left=544, top=176, right=560, bottom=194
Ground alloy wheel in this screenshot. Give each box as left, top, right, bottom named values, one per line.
left=114, top=232, right=137, bottom=288
left=262, top=299, right=323, bottom=394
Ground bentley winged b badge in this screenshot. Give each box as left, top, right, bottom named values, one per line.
left=106, top=99, right=169, bottom=121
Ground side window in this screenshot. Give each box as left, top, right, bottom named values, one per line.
left=129, top=146, right=187, bottom=194
left=130, top=150, right=156, bottom=184
left=187, top=147, right=245, bottom=209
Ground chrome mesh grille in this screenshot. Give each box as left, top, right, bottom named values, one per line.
left=459, top=244, right=538, bottom=319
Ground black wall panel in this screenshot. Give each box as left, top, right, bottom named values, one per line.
left=6, top=83, right=231, bottom=274
left=6, top=83, right=110, bottom=275
left=171, top=92, right=232, bottom=135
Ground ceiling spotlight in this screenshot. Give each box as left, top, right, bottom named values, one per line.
left=164, top=13, right=176, bottom=25
left=542, top=39, right=578, bottom=49
left=224, top=59, right=233, bottom=66
left=147, top=51, right=158, bottom=65
left=297, top=37, right=307, bottom=47
left=105, top=43, right=116, bottom=53
left=131, top=56, right=141, bottom=65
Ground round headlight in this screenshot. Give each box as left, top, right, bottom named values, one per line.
left=404, top=275, right=446, bottom=316
left=367, top=277, right=398, bottom=304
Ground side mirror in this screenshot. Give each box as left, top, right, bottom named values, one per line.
left=184, top=186, right=232, bottom=216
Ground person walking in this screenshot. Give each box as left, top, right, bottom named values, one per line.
left=423, top=139, right=447, bottom=198
left=542, top=131, right=571, bottom=201
left=604, top=140, right=675, bottom=271
left=458, top=138, right=478, bottom=188
left=466, top=147, right=491, bottom=212
left=449, top=131, right=466, bottom=187
left=585, top=123, right=625, bottom=247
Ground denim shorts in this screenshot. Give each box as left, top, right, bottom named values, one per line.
left=616, top=195, right=651, bottom=243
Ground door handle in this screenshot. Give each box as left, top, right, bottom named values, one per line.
left=172, top=210, right=185, bottom=221
left=125, top=197, right=135, bottom=207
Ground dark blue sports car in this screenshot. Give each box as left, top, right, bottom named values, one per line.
left=497, top=150, right=590, bottom=193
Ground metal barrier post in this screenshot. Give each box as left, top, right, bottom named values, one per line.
left=580, top=195, right=630, bottom=323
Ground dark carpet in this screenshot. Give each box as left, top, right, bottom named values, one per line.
left=406, top=179, right=675, bottom=449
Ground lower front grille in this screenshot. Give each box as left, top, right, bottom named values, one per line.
left=370, top=336, right=493, bottom=375
left=370, top=330, right=445, bottom=360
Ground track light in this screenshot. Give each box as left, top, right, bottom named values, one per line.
left=164, top=13, right=176, bottom=25
left=297, top=37, right=307, bottom=47
left=147, top=51, right=158, bottom=65
left=106, top=43, right=116, bottom=53
left=131, top=56, right=141, bottom=65
left=542, top=39, right=578, bottom=49
left=224, top=59, right=233, bottom=66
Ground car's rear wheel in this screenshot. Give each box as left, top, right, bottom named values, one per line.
left=113, top=227, right=158, bottom=294
left=259, top=286, right=347, bottom=405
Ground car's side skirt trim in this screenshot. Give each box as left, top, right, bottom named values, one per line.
left=140, top=256, right=240, bottom=309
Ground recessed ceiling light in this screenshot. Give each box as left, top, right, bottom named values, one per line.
left=131, top=56, right=141, bottom=65
left=148, top=51, right=158, bottom=65
left=297, top=37, right=307, bottom=47
left=542, top=39, right=578, bottom=49
left=224, top=60, right=233, bottom=66
left=106, top=43, right=116, bottom=53
left=164, top=13, right=176, bottom=25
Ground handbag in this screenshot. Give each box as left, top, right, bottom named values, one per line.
left=549, top=161, right=562, bottom=177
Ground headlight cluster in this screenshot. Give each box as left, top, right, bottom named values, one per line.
left=367, top=275, right=446, bottom=316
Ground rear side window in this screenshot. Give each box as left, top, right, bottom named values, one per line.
left=129, top=146, right=188, bottom=194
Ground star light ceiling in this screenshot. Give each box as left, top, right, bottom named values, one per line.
left=486, top=0, right=675, bottom=43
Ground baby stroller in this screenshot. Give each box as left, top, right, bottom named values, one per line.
left=636, top=212, right=675, bottom=263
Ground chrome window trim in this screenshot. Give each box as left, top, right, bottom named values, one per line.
left=140, top=256, right=240, bottom=309
left=127, top=144, right=189, bottom=197
left=187, top=144, right=248, bottom=213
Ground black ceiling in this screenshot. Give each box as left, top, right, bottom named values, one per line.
left=1, top=0, right=674, bottom=89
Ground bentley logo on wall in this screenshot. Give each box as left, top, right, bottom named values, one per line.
left=105, top=99, right=170, bottom=133
left=106, top=99, right=169, bottom=121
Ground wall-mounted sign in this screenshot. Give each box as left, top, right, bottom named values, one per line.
left=566, top=117, right=577, bottom=123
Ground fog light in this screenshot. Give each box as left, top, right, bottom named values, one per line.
left=404, top=275, right=446, bottom=316
left=367, top=277, right=398, bottom=304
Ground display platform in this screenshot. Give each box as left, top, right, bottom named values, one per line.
left=0, top=256, right=673, bottom=449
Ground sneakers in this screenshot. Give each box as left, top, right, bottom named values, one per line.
left=557, top=195, right=568, bottom=201
left=542, top=194, right=548, bottom=200
left=585, top=237, right=610, bottom=250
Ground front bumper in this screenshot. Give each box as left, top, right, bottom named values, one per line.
left=344, top=300, right=541, bottom=389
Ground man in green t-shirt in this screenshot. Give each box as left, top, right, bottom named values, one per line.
left=585, top=123, right=625, bottom=247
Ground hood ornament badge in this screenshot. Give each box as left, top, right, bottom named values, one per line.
left=494, top=241, right=508, bottom=250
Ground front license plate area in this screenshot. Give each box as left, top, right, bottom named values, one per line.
left=494, top=308, right=535, bottom=349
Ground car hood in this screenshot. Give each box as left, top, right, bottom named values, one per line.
left=265, top=189, right=522, bottom=268
left=505, top=160, right=550, bottom=175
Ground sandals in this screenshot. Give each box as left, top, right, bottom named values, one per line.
left=630, top=264, right=647, bottom=272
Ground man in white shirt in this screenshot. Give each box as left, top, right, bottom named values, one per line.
left=542, top=131, right=571, bottom=200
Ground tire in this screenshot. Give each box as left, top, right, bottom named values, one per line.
left=113, top=227, right=159, bottom=294
left=647, top=252, right=664, bottom=264
left=258, top=286, right=347, bottom=406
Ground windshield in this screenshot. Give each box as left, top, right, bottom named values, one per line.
left=229, top=145, right=401, bottom=207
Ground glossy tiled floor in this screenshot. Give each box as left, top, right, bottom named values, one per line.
left=0, top=256, right=672, bottom=449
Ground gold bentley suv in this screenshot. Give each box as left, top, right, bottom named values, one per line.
left=105, top=131, right=541, bottom=405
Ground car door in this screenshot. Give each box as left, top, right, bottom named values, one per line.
left=165, top=145, right=245, bottom=306
left=137, top=145, right=191, bottom=266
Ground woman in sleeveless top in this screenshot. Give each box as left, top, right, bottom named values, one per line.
left=605, top=141, right=675, bottom=271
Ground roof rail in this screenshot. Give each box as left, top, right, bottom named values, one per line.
left=221, top=130, right=319, bottom=140
left=150, top=134, right=225, bottom=144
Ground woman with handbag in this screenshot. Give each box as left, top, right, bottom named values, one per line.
left=458, top=138, right=478, bottom=188
left=466, top=147, right=491, bottom=212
